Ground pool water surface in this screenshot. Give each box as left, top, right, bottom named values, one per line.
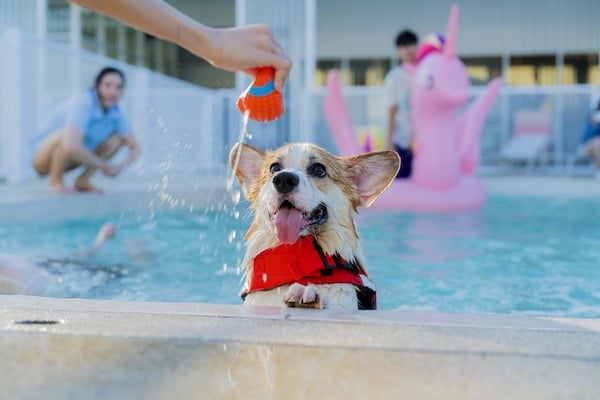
left=1, top=195, right=599, bottom=318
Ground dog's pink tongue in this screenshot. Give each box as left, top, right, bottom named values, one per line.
left=274, top=208, right=304, bottom=244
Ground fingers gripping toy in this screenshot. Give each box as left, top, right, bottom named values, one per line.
left=237, top=67, right=284, bottom=122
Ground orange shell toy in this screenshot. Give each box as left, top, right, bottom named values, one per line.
left=236, top=67, right=284, bottom=122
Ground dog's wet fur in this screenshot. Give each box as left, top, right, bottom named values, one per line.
left=230, top=143, right=400, bottom=309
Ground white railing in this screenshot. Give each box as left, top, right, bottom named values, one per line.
left=0, top=0, right=39, bottom=35
left=305, top=84, right=600, bottom=172
left=0, top=28, right=236, bottom=183
left=1, top=28, right=599, bottom=183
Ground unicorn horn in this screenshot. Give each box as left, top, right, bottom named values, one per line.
left=444, top=4, right=459, bottom=59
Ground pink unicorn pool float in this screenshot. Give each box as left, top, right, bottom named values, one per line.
left=323, top=4, right=504, bottom=212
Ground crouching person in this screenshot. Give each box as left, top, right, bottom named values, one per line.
left=32, top=66, right=139, bottom=194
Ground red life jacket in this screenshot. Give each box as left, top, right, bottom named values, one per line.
left=243, top=235, right=376, bottom=309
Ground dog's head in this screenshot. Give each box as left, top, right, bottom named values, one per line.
left=230, top=143, right=399, bottom=258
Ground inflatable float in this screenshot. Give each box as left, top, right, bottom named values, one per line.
left=323, top=4, right=503, bottom=212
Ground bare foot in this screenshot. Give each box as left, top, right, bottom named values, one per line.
left=74, top=179, right=103, bottom=193
left=48, top=183, right=75, bottom=195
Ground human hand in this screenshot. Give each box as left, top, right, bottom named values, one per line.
left=204, top=24, right=291, bottom=92
left=101, top=164, right=120, bottom=177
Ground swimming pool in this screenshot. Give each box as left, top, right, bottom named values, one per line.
left=2, top=194, right=599, bottom=318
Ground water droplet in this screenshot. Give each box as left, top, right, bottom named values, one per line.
left=228, top=230, right=237, bottom=242
left=231, top=190, right=241, bottom=204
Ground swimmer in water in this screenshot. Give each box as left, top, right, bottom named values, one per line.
left=0, top=222, right=117, bottom=295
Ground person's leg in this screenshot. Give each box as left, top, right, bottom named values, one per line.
left=32, top=131, right=62, bottom=176
left=74, top=133, right=125, bottom=192
left=0, top=254, right=49, bottom=295
left=394, top=145, right=412, bottom=179
left=32, top=130, right=80, bottom=193
left=584, top=137, right=600, bottom=168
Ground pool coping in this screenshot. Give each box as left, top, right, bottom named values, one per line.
left=3, top=174, right=600, bottom=215
left=1, top=295, right=599, bottom=399
left=3, top=294, right=600, bottom=347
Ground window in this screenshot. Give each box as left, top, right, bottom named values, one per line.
left=564, top=54, right=599, bottom=85
left=508, top=55, right=557, bottom=86
left=80, top=11, right=97, bottom=53
left=349, top=59, right=390, bottom=86
left=462, top=56, right=502, bottom=85
left=316, top=59, right=390, bottom=87
left=315, top=59, right=342, bottom=86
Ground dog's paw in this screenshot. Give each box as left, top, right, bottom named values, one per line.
left=283, top=283, right=306, bottom=304
left=284, top=283, right=325, bottom=309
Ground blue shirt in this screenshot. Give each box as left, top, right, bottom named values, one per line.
left=36, top=89, right=131, bottom=151
left=581, top=111, right=600, bottom=145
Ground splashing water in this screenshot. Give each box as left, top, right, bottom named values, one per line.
left=227, top=111, right=251, bottom=192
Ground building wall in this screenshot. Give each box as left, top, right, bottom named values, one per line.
left=316, top=0, right=600, bottom=57
left=314, top=0, right=599, bottom=86
left=166, top=0, right=235, bottom=88
left=1, top=0, right=598, bottom=88
left=0, top=0, right=40, bottom=35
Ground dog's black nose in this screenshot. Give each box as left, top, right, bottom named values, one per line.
left=273, top=171, right=299, bottom=194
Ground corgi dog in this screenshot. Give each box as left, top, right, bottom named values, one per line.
left=230, top=143, right=400, bottom=309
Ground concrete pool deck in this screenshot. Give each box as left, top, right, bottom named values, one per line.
left=1, top=174, right=600, bottom=399
left=4, top=172, right=600, bottom=204
left=1, top=295, right=599, bottom=399
left=2, top=173, right=600, bottom=223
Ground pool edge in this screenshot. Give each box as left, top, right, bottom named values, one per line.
left=1, top=295, right=599, bottom=399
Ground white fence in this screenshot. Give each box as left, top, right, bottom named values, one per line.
left=1, top=28, right=599, bottom=183
left=0, top=28, right=240, bottom=183
left=306, top=84, right=600, bottom=173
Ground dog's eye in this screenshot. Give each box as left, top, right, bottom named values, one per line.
left=308, top=162, right=327, bottom=178
left=270, top=162, right=283, bottom=174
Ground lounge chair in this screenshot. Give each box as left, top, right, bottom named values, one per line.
left=565, top=145, right=596, bottom=176
left=499, top=109, right=552, bottom=172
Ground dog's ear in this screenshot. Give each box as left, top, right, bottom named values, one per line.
left=229, top=143, right=265, bottom=197
left=346, top=151, right=400, bottom=207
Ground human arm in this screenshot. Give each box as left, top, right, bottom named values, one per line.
left=61, top=124, right=119, bottom=176
left=114, top=134, right=140, bottom=171
left=71, top=223, right=116, bottom=259
left=93, top=223, right=116, bottom=248
left=387, top=104, right=397, bottom=151
left=383, top=71, right=399, bottom=151
left=69, top=0, right=291, bottom=92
